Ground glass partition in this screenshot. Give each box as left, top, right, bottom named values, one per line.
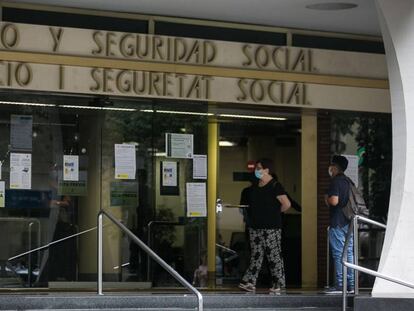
left=99, top=99, right=209, bottom=287
left=0, top=94, right=304, bottom=289
left=0, top=93, right=209, bottom=289
left=0, top=94, right=100, bottom=287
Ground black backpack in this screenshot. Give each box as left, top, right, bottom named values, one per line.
left=342, top=177, right=369, bottom=220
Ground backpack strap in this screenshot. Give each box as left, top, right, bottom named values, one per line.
left=271, top=179, right=302, bottom=212
left=345, top=176, right=355, bottom=186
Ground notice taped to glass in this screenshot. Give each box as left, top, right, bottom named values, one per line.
left=10, top=153, right=31, bottom=189
left=186, top=182, right=207, bottom=217
left=115, top=144, right=136, bottom=179
left=10, top=115, right=33, bottom=150
left=63, top=155, right=79, bottom=181
left=193, top=154, right=207, bottom=179
left=162, top=161, right=178, bottom=187
left=343, top=154, right=359, bottom=188
left=166, top=133, right=193, bottom=159
left=110, top=181, right=138, bottom=207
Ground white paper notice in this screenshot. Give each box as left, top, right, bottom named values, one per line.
left=63, top=155, right=79, bottom=181
left=193, top=155, right=207, bottom=179
left=10, top=153, right=32, bottom=189
left=166, top=133, right=193, bottom=158
left=0, top=181, right=4, bottom=208
left=186, top=182, right=207, bottom=217
left=343, top=154, right=359, bottom=187
left=162, top=161, right=177, bottom=186
left=115, top=144, right=136, bottom=179
left=11, top=115, right=33, bottom=150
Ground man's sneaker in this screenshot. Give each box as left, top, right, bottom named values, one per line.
left=269, top=285, right=282, bottom=294
left=347, top=287, right=355, bottom=294
left=238, top=282, right=256, bottom=292
left=324, top=286, right=343, bottom=294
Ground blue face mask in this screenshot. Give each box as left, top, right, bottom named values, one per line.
left=254, top=169, right=263, bottom=179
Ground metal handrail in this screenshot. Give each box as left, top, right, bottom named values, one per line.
left=8, top=224, right=95, bottom=286
left=325, top=220, right=387, bottom=290
left=222, top=204, right=249, bottom=208
left=98, top=209, right=203, bottom=311
left=216, top=243, right=237, bottom=255
left=325, top=222, right=386, bottom=294
left=216, top=243, right=239, bottom=264
left=113, top=262, right=130, bottom=270
left=341, top=215, right=414, bottom=311
left=8, top=226, right=97, bottom=261
left=326, top=226, right=330, bottom=289
left=2, top=218, right=40, bottom=287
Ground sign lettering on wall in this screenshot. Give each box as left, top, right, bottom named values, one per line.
left=0, top=22, right=390, bottom=112
left=91, top=32, right=217, bottom=65
left=89, top=68, right=213, bottom=99
left=237, top=79, right=309, bottom=105
left=241, top=45, right=314, bottom=72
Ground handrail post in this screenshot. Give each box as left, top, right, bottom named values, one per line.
left=342, top=219, right=354, bottom=311
left=36, top=220, right=41, bottom=283
left=97, top=212, right=103, bottom=295
left=147, top=221, right=153, bottom=282
left=326, top=226, right=330, bottom=288
left=28, top=222, right=33, bottom=287
left=353, top=215, right=359, bottom=295
left=342, top=263, right=347, bottom=311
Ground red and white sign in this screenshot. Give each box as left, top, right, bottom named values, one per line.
left=247, top=160, right=256, bottom=172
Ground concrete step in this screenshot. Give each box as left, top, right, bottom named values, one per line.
left=3, top=309, right=350, bottom=311
left=354, top=295, right=414, bottom=311
left=0, top=293, right=353, bottom=310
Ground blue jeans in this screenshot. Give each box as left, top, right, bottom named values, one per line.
left=329, top=225, right=354, bottom=289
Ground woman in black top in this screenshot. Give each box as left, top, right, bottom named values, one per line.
left=238, top=158, right=291, bottom=293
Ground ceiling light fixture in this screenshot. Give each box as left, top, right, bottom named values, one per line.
left=60, top=105, right=136, bottom=111
left=219, top=141, right=237, bottom=147
left=218, top=114, right=287, bottom=121
left=140, top=109, right=213, bottom=116
left=140, top=109, right=287, bottom=120
left=157, top=110, right=213, bottom=116
left=306, top=2, right=358, bottom=10
left=61, top=105, right=98, bottom=110
left=101, top=107, right=136, bottom=112
left=0, top=101, right=55, bottom=107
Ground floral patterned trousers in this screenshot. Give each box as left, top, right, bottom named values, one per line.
left=241, top=228, right=285, bottom=287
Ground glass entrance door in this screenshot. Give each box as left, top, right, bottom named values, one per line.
left=215, top=106, right=302, bottom=288
left=99, top=99, right=209, bottom=288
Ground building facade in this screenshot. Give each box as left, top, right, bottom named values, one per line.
left=0, top=2, right=392, bottom=291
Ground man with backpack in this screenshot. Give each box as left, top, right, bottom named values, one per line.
left=325, top=155, right=354, bottom=294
